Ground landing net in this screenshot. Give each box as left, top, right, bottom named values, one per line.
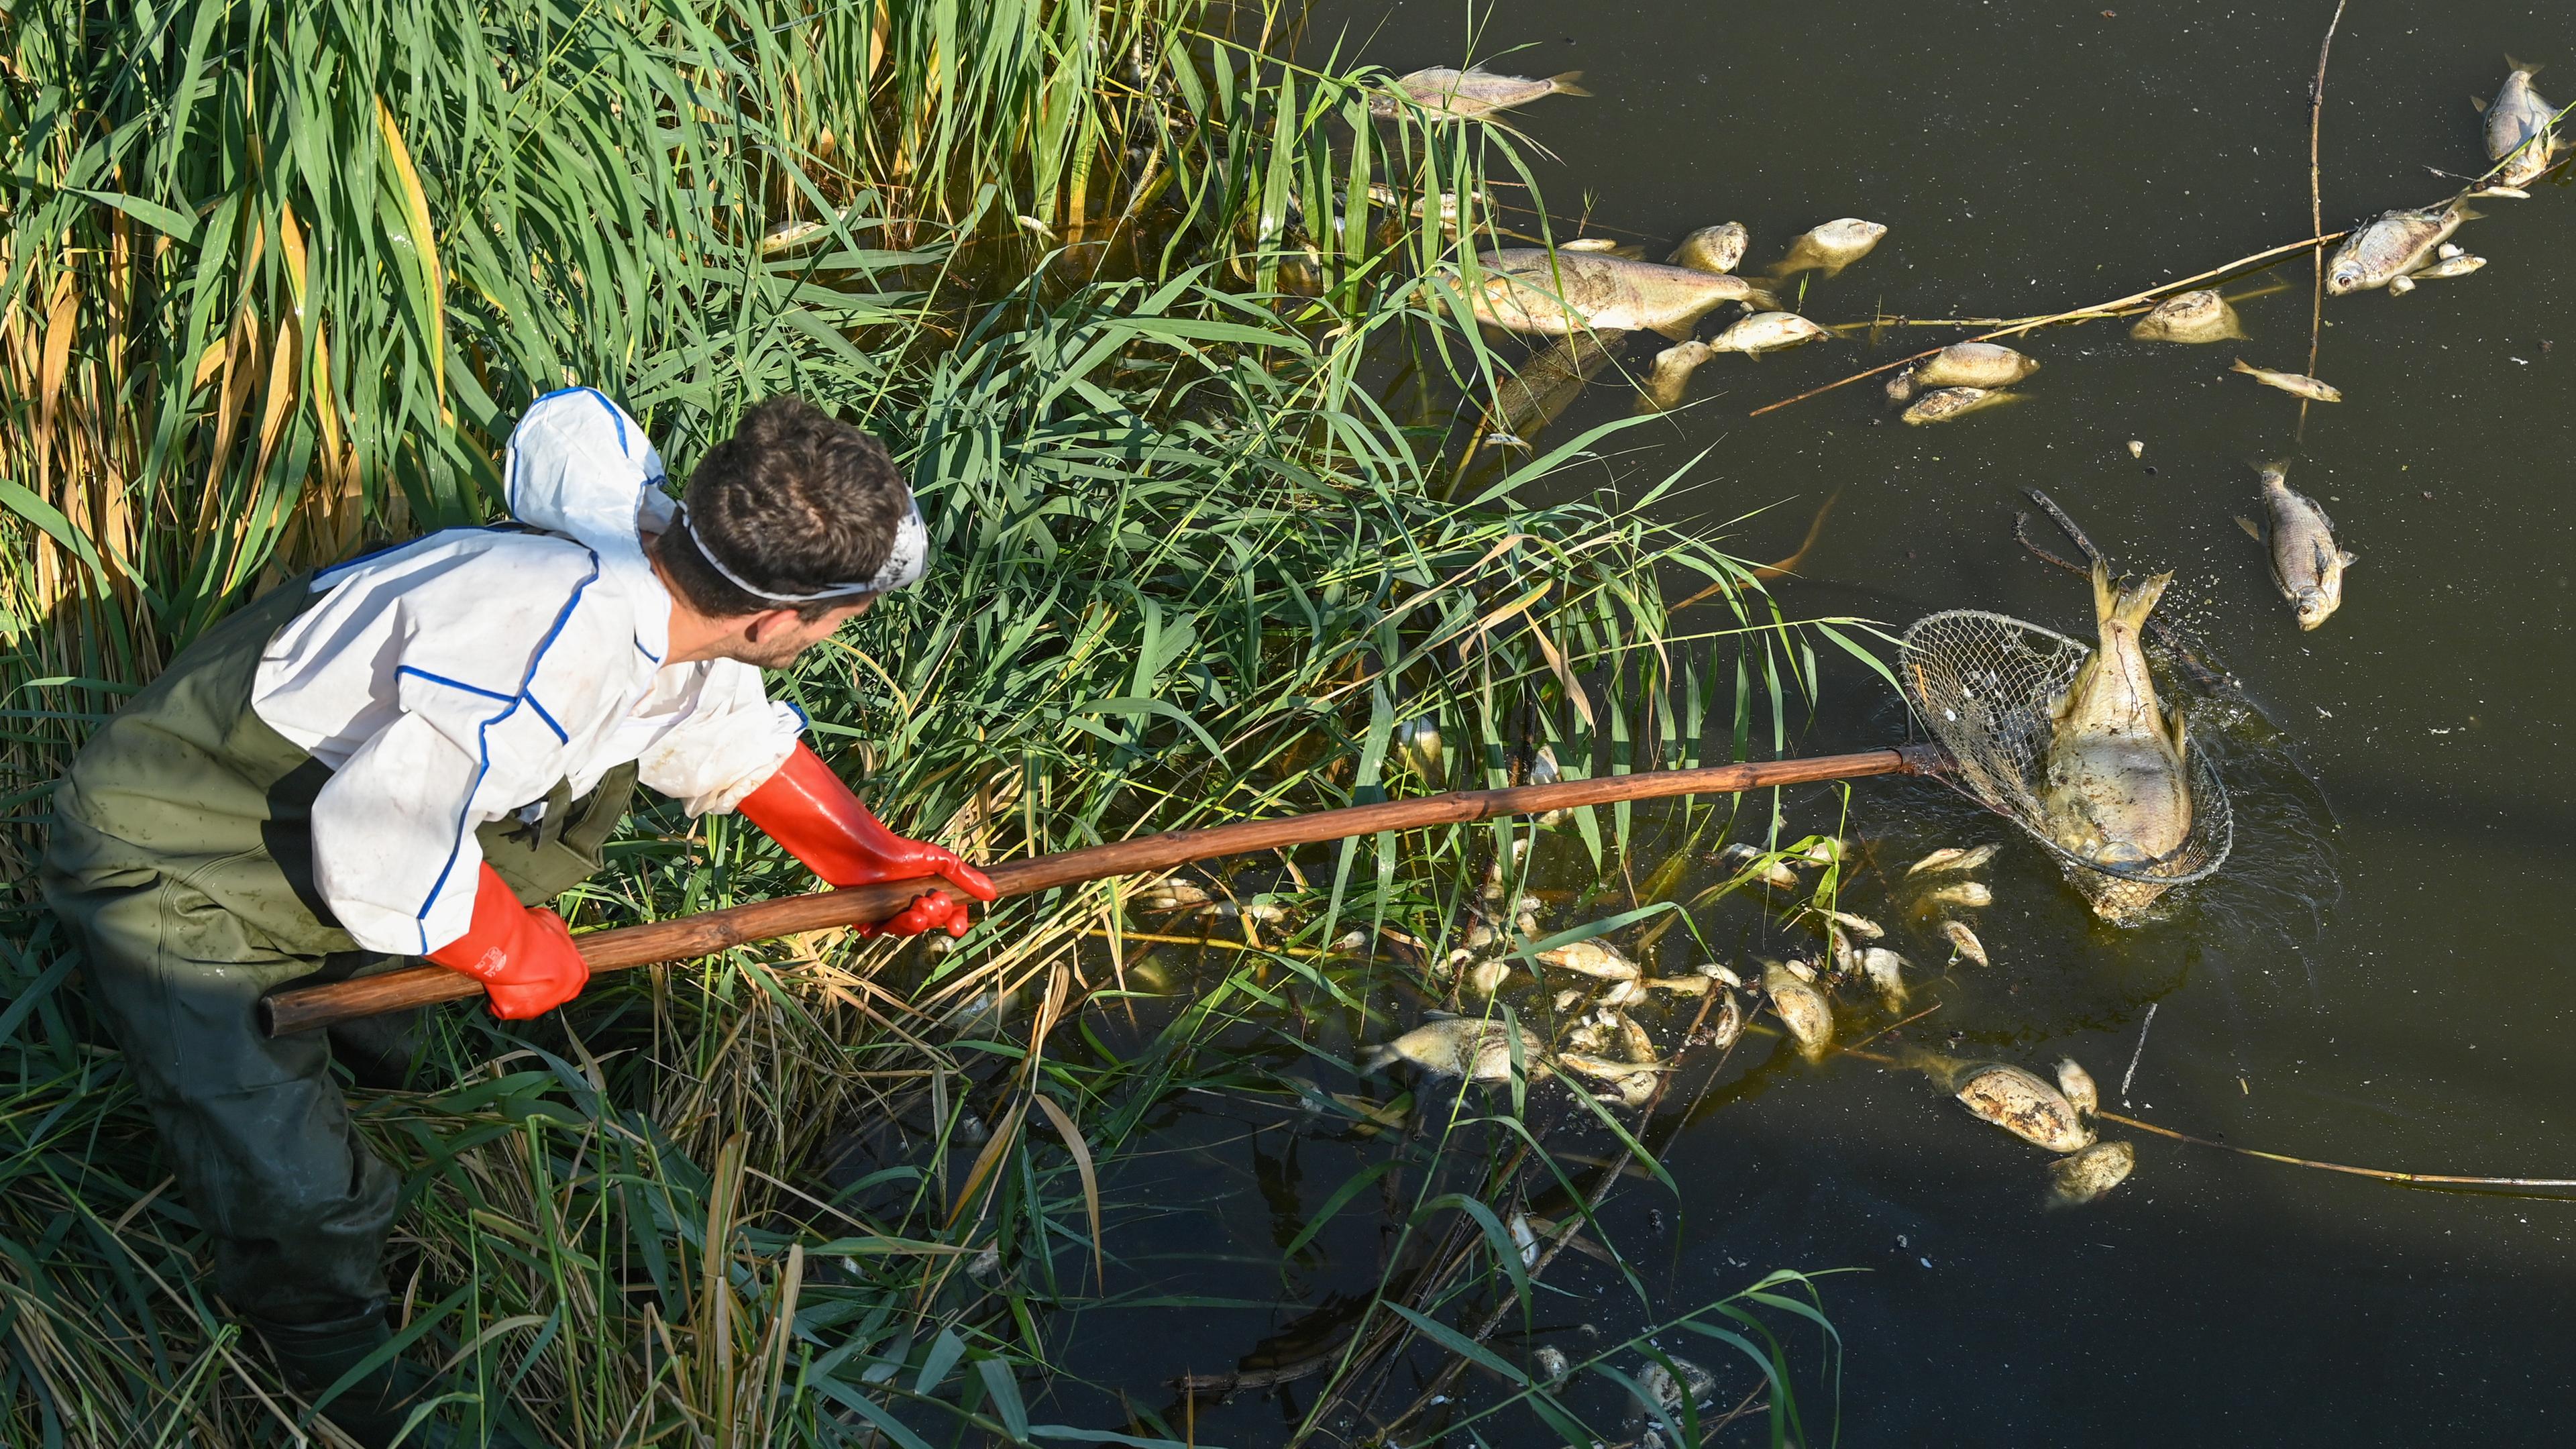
left=1898, top=609, right=2233, bottom=916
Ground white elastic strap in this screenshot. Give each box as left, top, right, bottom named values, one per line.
left=676, top=500, right=926, bottom=602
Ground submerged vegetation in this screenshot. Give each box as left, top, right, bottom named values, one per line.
left=0, top=0, right=1859, bottom=1442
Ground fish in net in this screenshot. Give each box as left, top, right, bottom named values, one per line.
left=1898, top=608, right=2233, bottom=921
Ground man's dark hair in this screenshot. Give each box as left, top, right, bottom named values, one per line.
left=652, top=396, right=912, bottom=622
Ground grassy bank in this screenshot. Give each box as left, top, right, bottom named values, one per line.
left=1, top=1, right=1848, bottom=1442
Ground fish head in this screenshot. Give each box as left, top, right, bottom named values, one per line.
left=2325, top=260, right=2368, bottom=294
left=2292, top=586, right=2334, bottom=631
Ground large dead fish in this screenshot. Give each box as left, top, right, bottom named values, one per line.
left=1371, top=66, right=1589, bottom=121
left=2325, top=198, right=2476, bottom=295
left=1358, top=1017, right=1544, bottom=1081
left=1904, top=1049, right=2096, bottom=1152
left=1490, top=329, right=1631, bottom=437
left=1461, top=250, right=1772, bottom=339
left=2238, top=461, right=2355, bottom=631
left=2039, top=561, right=2193, bottom=922
left=1708, top=310, right=1829, bottom=356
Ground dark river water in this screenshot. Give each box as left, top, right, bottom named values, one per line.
left=1044, top=3, right=2576, bottom=1441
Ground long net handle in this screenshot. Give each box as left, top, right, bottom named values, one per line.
left=260, top=743, right=1947, bottom=1036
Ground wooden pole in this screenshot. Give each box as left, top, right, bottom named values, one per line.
left=260, top=742, right=1948, bottom=1036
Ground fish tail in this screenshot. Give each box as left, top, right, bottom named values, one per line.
left=1547, top=70, right=1589, bottom=97
left=1742, top=282, right=1782, bottom=310
left=2230, top=357, right=2258, bottom=376
left=2110, top=570, right=2173, bottom=633
left=2508, top=54, right=2542, bottom=78
left=1356, top=1044, right=1395, bottom=1073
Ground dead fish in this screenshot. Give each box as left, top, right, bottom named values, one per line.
left=1719, top=842, right=1800, bottom=890
left=1599, top=979, right=1646, bottom=1008
left=1490, top=329, right=1633, bottom=437
left=1557, top=1053, right=1662, bottom=1106
left=1629, top=1356, right=1719, bottom=1423
left=2237, top=460, right=2355, bottom=631
left=1668, top=222, right=1750, bottom=276
left=1392, top=714, right=1445, bottom=784
left=1371, top=66, right=1589, bottom=121
left=1708, top=310, right=1830, bottom=356
left=1465, top=958, right=1513, bottom=998
left=2477, top=57, right=2559, bottom=188
left=1507, top=1210, right=1542, bottom=1267
left=1796, top=837, right=1846, bottom=866
left=2231, top=358, right=2342, bottom=402
left=1763, top=960, right=1835, bottom=1059
left=1534, top=1346, right=1570, bottom=1383
left=1907, top=844, right=1998, bottom=877
left=1697, top=962, right=1746, bottom=989
left=2047, top=1140, right=2137, bottom=1206
left=2325, top=199, right=2475, bottom=296
left=1642, top=975, right=1717, bottom=996
left=1552, top=987, right=1587, bottom=1012
left=1366, top=184, right=1492, bottom=232
left=1560, top=237, right=1646, bottom=257
left=1858, top=946, right=1909, bottom=1008
left=1921, top=881, right=1992, bottom=910
left=1941, top=919, right=1990, bottom=967
left=1139, top=878, right=1213, bottom=910
left=1954, top=1062, right=2096, bottom=1152
left=1701, top=989, right=1747, bottom=1053
left=2055, top=1057, right=2100, bottom=1118
left=1886, top=342, right=2039, bottom=401
left=1358, top=1018, right=1542, bottom=1081
left=1900, top=386, right=2019, bottom=425
left=1635, top=339, right=1714, bottom=413
left=1811, top=908, right=1885, bottom=941
left=1772, top=218, right=1888, bottom=280
left=1778, top=956, right=1817, bottom=983
left=1606, top=1009, right=1660, bottom=1065
left=2406, top=252, right=2487, bottom=282
left=2129, top=289, right=2247, bottom=343
left=1464, top=250, right=1773, bottom=339
left=1538, top=938, right=1643, bottom=981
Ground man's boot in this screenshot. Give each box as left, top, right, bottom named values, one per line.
left=256, top=1308, right=451, bottom=1448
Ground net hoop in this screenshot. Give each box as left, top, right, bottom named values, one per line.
left=1898, top=608, right=2233, bottom=891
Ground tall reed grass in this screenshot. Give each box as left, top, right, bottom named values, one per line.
left=1, top=0, right=1848, bottom=1441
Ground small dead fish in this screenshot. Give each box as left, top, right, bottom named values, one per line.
left=1598, top=979, right=1646, bottom=1008
left=1507, top=1210, right=1541, bottom=1267
left=2480, top=57, right=2558, bottom=166
left=2231, top=358, right=2342, bottom=402
left=1358, top=1018, right=1542, bottom=1081
left=1635, top=339, right=1714, bottom=413
left=1366, top=184, right=1491, bottom=231
left=1907, top=844, right=1998, bottom=877
left=2047, top=1140, right=2137, bottom=1207
left=1763, top=960, right=1835, bottom=1059
left=1900, top=386, right=2019, bottom=425
left=1538, top=938, right=1643, bottom=980
left=1810, top=908, right=1885, bottom=941
left=1797, top=837, right=1846, bottom=866
left=1719, top=842, right=1800, bottom=890
left=1139, top=878, right=1213, bottom=910
left=1465, top=958, right=1513, bottom=998
left=2326, top=199, right=2475, bottom=296
left=2238, top=460, right=2355, bottom=631
left=1887, top=341, right=2039, bottom=400
left=1954, top=1062, right=2095, bottom=1152
left=1773, top=218, right=1888, bottom=279
left=1392, top=714, right=1445, bottom=784
left=2408, top=253, right=2488, bottom=282
left=1697, top=962, right=1746, bottom=989
left=1668, top=222, right=1750, bottom=276
left=1704, top=988, right=1746, bottom=1051
left=1709, top=311, right=1830, bottom=356
left=2055, top=1057, right=2100, bottom=1118
left=1921, top=881, right=1992, bottom=910
left=1642, top=975, right=1716, bottom=996
left=1534, top=1346, right=1570, bottom=1383
left=1858, top=946, right=1909, bottom=1008
left=1630, top=1356, right=1719, bottom=1422
left=1557, top=1052, right=1663, bottom=1106
left=2129, top=289, right=2247, bottom=343
left=1941, top=918, right=1990, bottom=967
left=1371, top=66, right=1589, bottom=121
left=1606, top=1009, right=1660, bottom=1065
left=1552, top=988, right=1587, bottom=1011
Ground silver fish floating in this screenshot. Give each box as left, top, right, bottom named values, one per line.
left=1669, top=222, right=1750, bottom=276
left=1371, top=66, right=1589, bottom=121
left=1462, top=250, right=1772, bottom=339
left=1358, top=1018, right=1542, bottom=1081
left=2129, top=289, right=2247, bottom=343
left=1907, top=843, right=1998, bottom=877
left=2231, top=358, right=2341, bottom=402
left=1635, top=339, right=1715, bottom=413
left=1773, top=218, right=1888, bottom=280
left=2325, top=198, right=2476, bottom=296
left=2238, top=460, right=2355, bottom=631
left=1901, top=385, right=2018, bottom=425
left=1763, top=959, right=1835, bottom=1059
left=1886, top=341, right=2039, bottom=402
left=1709, top=310, right=1830, bottom=356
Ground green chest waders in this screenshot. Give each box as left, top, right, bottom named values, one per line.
left=40, top=575, right=636, bottom=1330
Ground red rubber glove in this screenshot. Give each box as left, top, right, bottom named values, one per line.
left=426, top=863, right=590, bottom=1019
left=738, top=743, right=997, bottom=937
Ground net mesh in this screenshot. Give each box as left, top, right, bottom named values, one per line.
left=1898, top=609, right=2233, bottom=919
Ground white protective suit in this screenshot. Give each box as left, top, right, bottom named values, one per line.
left=252, top=388, right=808, bottom=956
